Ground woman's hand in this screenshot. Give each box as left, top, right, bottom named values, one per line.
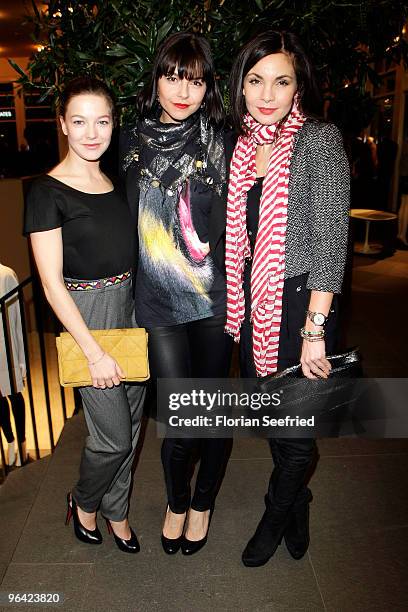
left=300, top=339, right=331, bottom=379
left=88, top=353, right=125, bottom=389
left=301, top=290, right=335, bottom=379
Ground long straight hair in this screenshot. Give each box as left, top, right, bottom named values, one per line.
left=137, top=31, right=224, bottom=127
left=229, top=31, right=322, bottom=135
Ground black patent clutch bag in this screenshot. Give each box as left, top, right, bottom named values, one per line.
left=258, top=348, right=362, bottom=391
left=256, top=349, right=363, bottom=434
left=271, top=348, right=361, bottom=379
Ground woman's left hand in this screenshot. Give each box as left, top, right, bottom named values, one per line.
left=300, top=339, right=331, bottom=379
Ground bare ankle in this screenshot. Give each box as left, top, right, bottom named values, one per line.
left=162, top=507, right=186, bottom=538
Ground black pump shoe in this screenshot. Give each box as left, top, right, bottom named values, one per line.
left=161, top=506, right=186, bottom=555
left=181, top=507, right=213, bottom=556
left=105, top=519, right=140, bottom=554
left=284, top=492, right=312, bottom=560
left=241, top=496, right=288, bottom=567
left=181, top=533, right=208, bottom=556
left=65, top=493, right=102, bottom=545
left=161, top=533, right=183, bottom=555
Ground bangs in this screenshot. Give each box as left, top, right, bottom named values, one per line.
left=158, top=43, right=211, bottom=82
left=137, top=32, right=224, bottom=126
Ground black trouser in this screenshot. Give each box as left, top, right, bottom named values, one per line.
left=0, top=392, right=26, bottom=445
left=147, top=314, right=233, bottom=513
left=240, top=270, right=339, bottom=512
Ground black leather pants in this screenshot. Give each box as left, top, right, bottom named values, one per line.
left=147, top=314, right=233, bottom=513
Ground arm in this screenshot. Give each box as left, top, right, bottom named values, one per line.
left=300, top=290, right=333, bottom=378
left=301, top=124, right=350, bottom=378
left=30, top=229, right=124, bottom=388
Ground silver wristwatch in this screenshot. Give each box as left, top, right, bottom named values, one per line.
left=306, top=310, right=328, bottom=326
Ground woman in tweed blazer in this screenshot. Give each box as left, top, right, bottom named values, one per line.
left=225, top=31, right=350, bottom=567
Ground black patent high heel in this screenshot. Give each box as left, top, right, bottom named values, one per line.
left=105, top=518, right=140, bottom=554
left=65, top=492, right=102, bottom=545
left=161, top=505, right=186, bottom=555
left=181, top=506, right=214, bottom=556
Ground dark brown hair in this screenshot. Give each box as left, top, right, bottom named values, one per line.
left=229, top=30, right=322, bottom=134
left=137, top=31, right=224, bottom=126
left=59, top=77, right=116, bottom=122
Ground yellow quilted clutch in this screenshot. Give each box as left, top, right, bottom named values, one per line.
left=55, top=328, right=149, bottom=387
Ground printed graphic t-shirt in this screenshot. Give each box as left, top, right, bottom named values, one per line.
left=135, top=178, right=226, bottom=327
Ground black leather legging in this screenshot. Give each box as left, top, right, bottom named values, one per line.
left=147, top=314, right=233, bottom=513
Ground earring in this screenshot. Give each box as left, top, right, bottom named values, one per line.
left=294, top=91, right=301, bottom=106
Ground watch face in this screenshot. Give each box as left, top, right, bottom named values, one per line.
left=313, top=313, right=326, bottom=325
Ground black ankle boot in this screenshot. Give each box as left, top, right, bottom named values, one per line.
left=241, top=496, right=289, bottom=567
left=244, top=440, right=315, bottom=567
left=284, top=491, right=312, bottom=560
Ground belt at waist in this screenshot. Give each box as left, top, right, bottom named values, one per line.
left=64, top=270, right=132, bottom=291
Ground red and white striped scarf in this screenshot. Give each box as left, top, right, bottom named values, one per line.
left=225, top=105, right=306, bottom=376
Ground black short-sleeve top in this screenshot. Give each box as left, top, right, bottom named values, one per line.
left=24, top=175, right=134, bottom=280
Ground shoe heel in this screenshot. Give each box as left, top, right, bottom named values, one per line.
left=105, top=519, right=113, bottom=535
left=65, top=493, right=72, bottom=525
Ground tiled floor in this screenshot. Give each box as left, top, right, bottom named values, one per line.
left=1, top=416, right=407, bottom=612
left=345, top=250, right=408, bottom=376
left=0, top=249, right=407, bottom=611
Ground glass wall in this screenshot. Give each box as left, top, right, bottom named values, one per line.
left=0, top=83, right=18, bottom=177
left=0, top=84, right=59, bottom=178
left=22, top=89, right=59, bottom=175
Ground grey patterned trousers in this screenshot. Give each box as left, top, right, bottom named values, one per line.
left=66, top=275, right=146, bottom=521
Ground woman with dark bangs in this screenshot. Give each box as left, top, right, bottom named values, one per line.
left=120, top=32, right=233, bottom=556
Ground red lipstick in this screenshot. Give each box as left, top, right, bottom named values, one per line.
left=258, top=107, right=277, bottom=115
left=173, top=103, right=190, bottom=109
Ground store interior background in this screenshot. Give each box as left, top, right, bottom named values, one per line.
left=1, top=1, right=408, bottom=464
left=0, top=3, right=407, bottom=611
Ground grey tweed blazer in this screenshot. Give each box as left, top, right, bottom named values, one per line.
left=285, top=119, right=350, bottom=293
